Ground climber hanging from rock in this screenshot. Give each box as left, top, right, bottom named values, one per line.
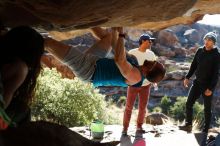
left=44, top=27, right=166, bottom=87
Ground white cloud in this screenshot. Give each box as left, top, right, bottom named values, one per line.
left=197, top=14, right=220, bottom=26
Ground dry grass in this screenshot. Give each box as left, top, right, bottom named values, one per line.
left=106, top=104, right=143, bottom=125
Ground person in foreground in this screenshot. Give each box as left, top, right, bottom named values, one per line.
left=0, top=121, right=120, bottom=146
left=179, top=32, right=220, bottom=133
left=0, top=26, right=44, bottom=129
left=44, top=27, right=166, bottom=87
left=122, top=33, right=158, bottom=136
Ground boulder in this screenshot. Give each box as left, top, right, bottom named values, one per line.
left=165, top=70, right=187, bottom=80
left=153, top=44, right=176, bottom=57
left=145, top=113, right=170, bottom=125
left=150, top=80, right=189, bottom=97
left=184, top=29, right=200, bottom=45
left=157, top=29, right=179, bottom=47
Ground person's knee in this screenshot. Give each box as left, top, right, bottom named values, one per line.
left=125, top=100, right=135, bottom=110
left=186, top=101, right=193, bottom=108
left=204, top=106, right=212, bottom=112
left=204, top=101, right=212, bottom=109
left=125, top=107, right=132, bottom=112
left=138, top=108, right=146, bottom=113
left=138, top=105, right=146, bottom=112
left=139, top=102, right=147, bottom=109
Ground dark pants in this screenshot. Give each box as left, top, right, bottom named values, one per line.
left=186, top=80, right=212, bottom=131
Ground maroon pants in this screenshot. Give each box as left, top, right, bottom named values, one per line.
left=123, top=84, right=151, bottom=131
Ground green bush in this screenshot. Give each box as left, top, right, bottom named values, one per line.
left=117, top=96, right=127, bottom=107
left=193, top=102, right=204, bottom=123
left=160, top=95, right=172, bottom=114
left=169, top=96, right=204, bottom=122
left=169, top=96, right=187, bottom=121
left=32, top=68, right=113, bottom=127
left=151, top=96, right=204, bottom=123
left=216, top=117, right=220, bottom=126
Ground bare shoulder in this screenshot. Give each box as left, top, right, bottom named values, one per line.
left=13, top=59, right=28, bottom=74
left=13, top=59, right=29, bottom=81
left=2, top=59, right=28, bottom=82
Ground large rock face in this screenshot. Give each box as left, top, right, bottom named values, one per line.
left=1, top=0, right=220, bottom=31
left=0, top=0, right=196, bottom=30
left=1, top=0, right=220, bottom=40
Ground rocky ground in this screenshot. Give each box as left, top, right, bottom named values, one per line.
left=70, top=113, right=220, bottom=146
left=71, top=124, right=210, bottom=146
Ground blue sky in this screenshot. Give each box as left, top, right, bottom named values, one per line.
left=197, top=14, right=220, bottom=26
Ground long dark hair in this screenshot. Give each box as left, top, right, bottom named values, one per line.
left=143, top=60, right=166, bottom=83
left=0, top=26, right=44, bottom=107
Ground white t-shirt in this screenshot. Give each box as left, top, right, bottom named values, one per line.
left=128, top=48, right=156, bottom=86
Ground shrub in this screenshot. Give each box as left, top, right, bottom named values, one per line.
left=152, top=106, right=162, bottom=113
left=32, top=68, right=113, bottom=127
left=169, top=96, right=187, bottom=121
left=160, top=95, right=172, bottom=114
left=216, top=117, right=220, bottom=126
left=117, top=96, right=127, bottom=107
left=169, top=96, right=204, bottom=122
left=193, top=101, right=204, bottom=125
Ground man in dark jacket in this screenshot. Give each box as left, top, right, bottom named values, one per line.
left=179, top=32, right=220, bottom=133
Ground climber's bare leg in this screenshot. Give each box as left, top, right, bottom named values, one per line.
left=90, top=27, right=109, bottom=40
left=84, top=27, right=112, bottom=57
